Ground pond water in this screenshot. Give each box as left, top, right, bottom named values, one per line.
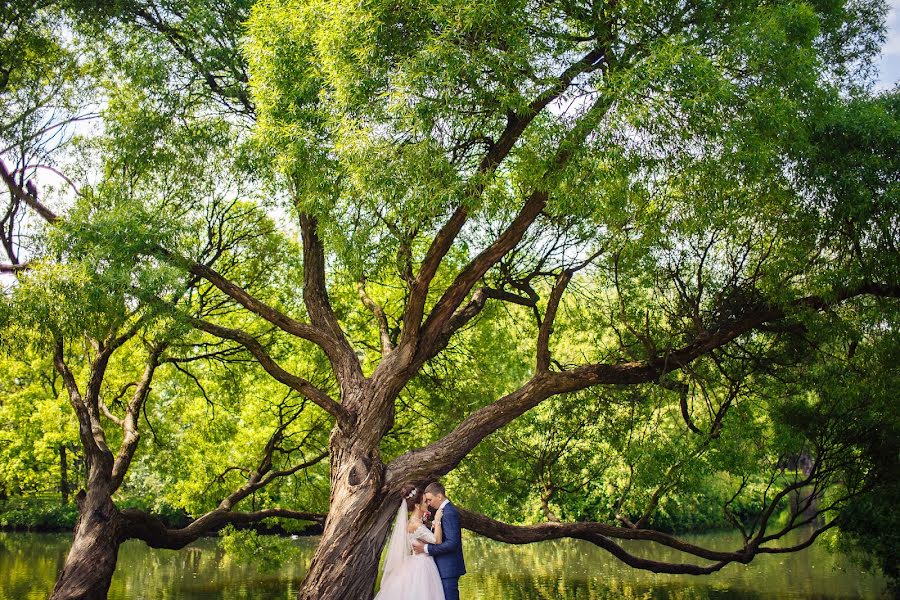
left=0, top=527, right=888, bottom=599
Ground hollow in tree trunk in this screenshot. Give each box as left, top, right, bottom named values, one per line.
left=296, top=438, right=399, bottom=600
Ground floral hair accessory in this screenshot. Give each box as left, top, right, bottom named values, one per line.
left=405, top=488, right=419, bottom=499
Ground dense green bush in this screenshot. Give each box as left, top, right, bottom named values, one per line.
left=0, top=498, right=77, bottom=530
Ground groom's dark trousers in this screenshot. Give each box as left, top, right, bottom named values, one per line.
left=441, top=577, right=460, bottom=600
left=425, top=502, right=466, bottom=600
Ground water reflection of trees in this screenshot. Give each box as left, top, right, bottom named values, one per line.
left=108, top=537, right=316, bottom=600
left=460, top=532, right=886, bottom=600
left=0, top=531, right=886, bottom=599
left=0, top=533, right=69, bottom=599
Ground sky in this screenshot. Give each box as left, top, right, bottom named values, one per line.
left=877, top=1, right=900, bottom=89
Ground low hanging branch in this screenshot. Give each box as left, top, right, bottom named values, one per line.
left=122, top=506, right=326, bottom=550
left=659, top=378, right=703, bottom=435
left=124, top=395, right=331, bottom=548
left=456, top=504, right=838, bottom=576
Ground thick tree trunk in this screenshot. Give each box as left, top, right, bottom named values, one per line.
left=297, top=434, right=398, bottom=600
left=49, top=487, right=124, bottom=600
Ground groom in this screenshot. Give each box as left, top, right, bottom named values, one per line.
left=411, top=481, right=466, bottom=600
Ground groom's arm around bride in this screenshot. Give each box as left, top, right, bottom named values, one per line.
left=424, top=503, right=461, bottom=560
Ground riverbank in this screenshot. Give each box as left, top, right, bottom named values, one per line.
left=0, top=498, right=323, bottom=536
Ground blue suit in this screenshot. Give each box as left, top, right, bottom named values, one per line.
left=426, top=501, right=466, bottom=600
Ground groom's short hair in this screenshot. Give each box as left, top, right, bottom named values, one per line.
left=424, top=481, right=446, bottom=496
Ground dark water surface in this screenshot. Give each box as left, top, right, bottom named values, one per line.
left=0, top=527, right=887, bottom=599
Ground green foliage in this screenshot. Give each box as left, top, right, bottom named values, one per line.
left=834, top=485, right=900, bottom=593
left=0, top=352, right=79, bottom=498
left=0, top=2, right=89, bottom=143
left=803, top=325, right=900, bottom=591
left=126, top=356, right=331, bottom=517
left=799, top=89, right=900, bottom=287
left=0, top=497, right=77, bottom=530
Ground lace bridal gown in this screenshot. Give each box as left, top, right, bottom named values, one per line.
left=375, top=504, right=445, bottom=600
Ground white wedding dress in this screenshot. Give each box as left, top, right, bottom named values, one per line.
left=374, top=504, right=444, bottom=600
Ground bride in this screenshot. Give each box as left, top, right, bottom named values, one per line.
left=375, top=483, right=445, bottom=600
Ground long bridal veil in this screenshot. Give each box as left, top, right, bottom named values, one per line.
left=376, top=500, right=444, bottom=600
left=381, top=502, right=410, bottom=582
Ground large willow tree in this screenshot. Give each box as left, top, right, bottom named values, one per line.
left=1, top=0, right=898, bottom=598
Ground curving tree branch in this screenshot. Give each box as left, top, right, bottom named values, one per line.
left=122, top=507, right=326, bottom=550
left=110, top=343, right=167, bottom=491
left=0, top=158, right=58, bottom=222
left=388, top=281, right=900, bottom=481
left=298, top=213, right=365, bottom=392
left=457, top=506, right=838, bottom=576
left=394, top=46, right=613, bottom=356
left=358, top=277, right=395, bottom=356
left=183, top=313, right=350, bottom=427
